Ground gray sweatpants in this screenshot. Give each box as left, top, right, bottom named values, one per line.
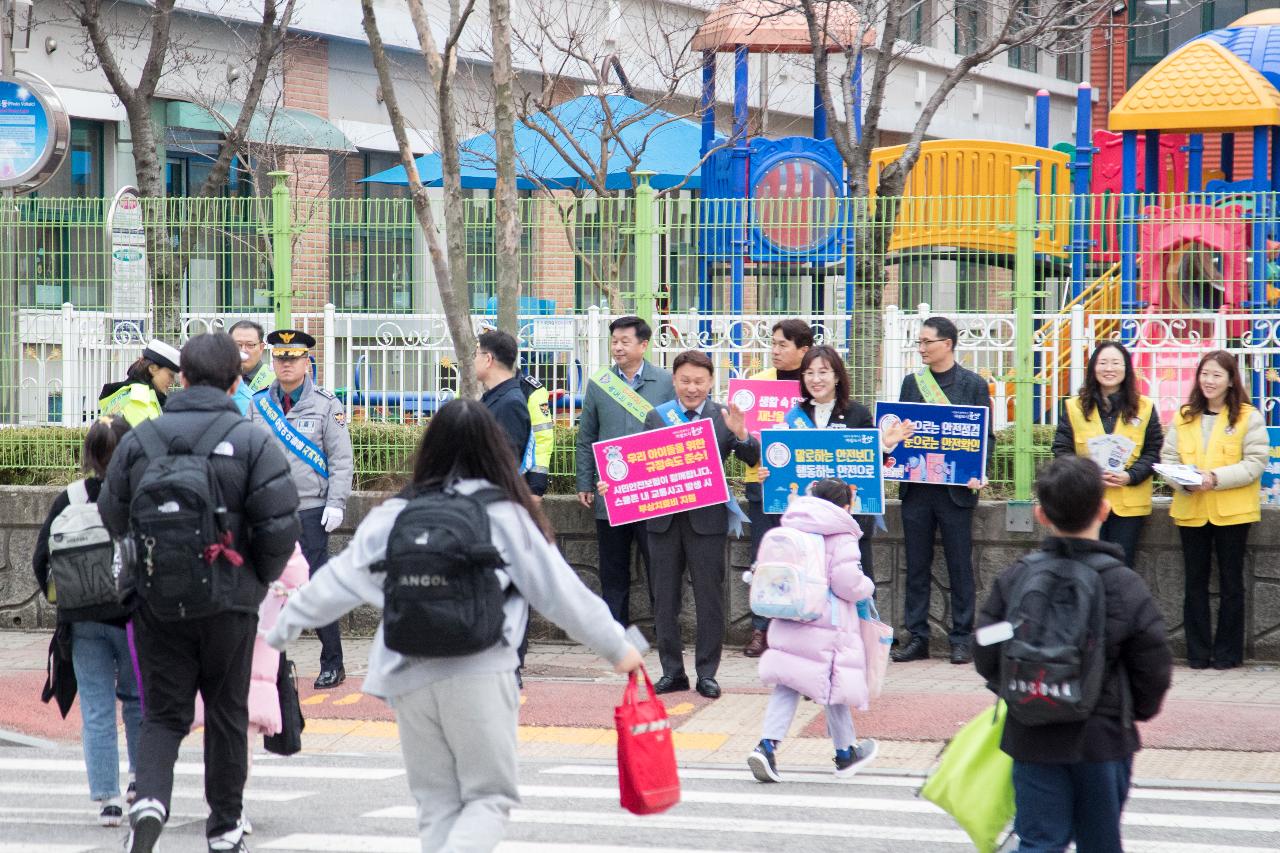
left=762, top=684, right=856, bottom=751
left=390, top=671, right=521, bottom=853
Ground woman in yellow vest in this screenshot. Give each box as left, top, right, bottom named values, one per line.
left=96, top=339, right=180, bottom=426
left=1052, top=341, right=1163, bottom=569
left=1160, top=350, right=1267, bottom=670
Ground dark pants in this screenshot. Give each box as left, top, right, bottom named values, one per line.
left=1012, top=757, right=1132, bottom=853
left=596, top=518, right=652, bottom=626
left=299, top=507, right=343, bottom=672
left=133, top=607, right=257, bottom=838
left=901, top=487, right=976, bottom=645
left=1179, top=522, right=1250, bottom=666
left=1099, top=512, right=1146, bottom=570
left=649, top=513, right=726, bottom=680
left=747, top=500, right=782, bottom=631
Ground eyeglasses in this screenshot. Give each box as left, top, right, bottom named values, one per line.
left=916, top=338, right=946, bottom=349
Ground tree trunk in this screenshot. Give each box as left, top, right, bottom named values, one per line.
left=490, top=0, right=521, bottom=336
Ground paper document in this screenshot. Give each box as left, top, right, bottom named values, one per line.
left=1087, top=434, right=1136, bottom=473
left=1153, top=463, right=1204, bottom=488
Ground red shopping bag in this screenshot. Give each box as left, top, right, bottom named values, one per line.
left=614, top=666, right=680, bottom=815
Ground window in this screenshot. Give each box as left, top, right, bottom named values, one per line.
left=38, top=121, right=103, bottom=198
left=954, top=0, right=985, bottom=55
left=329, top=151, right=415, bottom=312
left=1056, top=38, right=1084, bottom=81
left=1007, top=1, right=1038, bottom=72
left=1129, top=0, right=1240, bottom=87
left=901, top=0, right=931, bottom=46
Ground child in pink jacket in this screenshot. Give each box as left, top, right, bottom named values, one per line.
left=749, top=480, right=878, bottom=782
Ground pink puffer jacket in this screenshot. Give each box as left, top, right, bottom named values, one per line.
left=757, top=497, right=875, bottom=710
left=194, top=544, right=310, bottom=735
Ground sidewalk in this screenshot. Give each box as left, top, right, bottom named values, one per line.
left=3, top=630, right=1277, bottom=786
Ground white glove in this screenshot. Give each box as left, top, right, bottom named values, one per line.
left=321, top=507, right=344, bottom=533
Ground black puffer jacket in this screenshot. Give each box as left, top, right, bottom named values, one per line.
left=99, top=386, right=301, bottom=616
left=973, top=537, right=1173, bottom=764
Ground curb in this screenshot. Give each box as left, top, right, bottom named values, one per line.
left=0, top=727, right=57, bottom=749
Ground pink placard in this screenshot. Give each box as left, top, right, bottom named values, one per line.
left=727, top=378, right=803, bottom=439
left=593, top=419, right=729, bottom=526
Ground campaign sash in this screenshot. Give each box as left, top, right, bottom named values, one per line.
left=915, top=369, right=951, bottom=405
left=591, top=368, right=654, bottom=424
left=782, top=405, right=817, bottom=429
left=246, top=363, right=276, bottom=394
left=655, top=399, right=695, bottom=427
left=254, top=391, right=329, bottom=479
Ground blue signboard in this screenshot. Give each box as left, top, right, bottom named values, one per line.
left=876, top=401, right=989, bottom=486
left=760, top=428, right=885, bottom=515
left=1262, top=427, right=1280, bottom=506
left=0, top=79, right=52, bottom=184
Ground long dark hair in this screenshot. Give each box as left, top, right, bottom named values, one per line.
left=1180, top=349, right=1248, bottom=425
left=799, top=346, right=850, bottom=413
left=83, top=416, right=131, bottom=478
left=1078, top=341, right=1140, bottom=422
left=409, top=398, right=554, bottom=541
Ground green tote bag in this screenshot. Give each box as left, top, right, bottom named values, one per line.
left=920, top=699, right=1015, bottom=853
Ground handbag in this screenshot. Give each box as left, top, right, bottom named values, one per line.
left=919, top=700, right=1015, bottom=853
left=614, top=666, right=680, bottom=815
left=855, top=598, right=894, bottom=699
left=263, top=653, right=305, bottom=756
left=40, top=624, right=77, bottom=719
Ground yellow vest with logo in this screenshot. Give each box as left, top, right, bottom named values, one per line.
left=1169, top=404, right=1261, bottom=527
left=1065, top=395, right=1154, bottom=517
left=744, top=368, right=777, bottom=484
left=98, top=382, right=162, bottom=426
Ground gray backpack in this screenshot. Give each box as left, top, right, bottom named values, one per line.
left=47, top=479, right=120, bottom=617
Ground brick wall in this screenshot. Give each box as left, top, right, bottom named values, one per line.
left=531, top=191, right=578, bottom=310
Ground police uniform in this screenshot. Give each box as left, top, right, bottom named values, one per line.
left=248, top=329, right=354, bottom=688
left=519, top=372, right=554, bottom=496
left=98, top=339, right=181, bottom=426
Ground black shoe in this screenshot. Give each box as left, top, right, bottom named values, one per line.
left=891, top=636, right=929, bottom=663
left=834, top=739, right=879, bottom=778
left=313, top=668, right=345, bottom=690
left=1187, top=659, right=1211, bottom=670
left=653, top=673, right=690, bottom=694
left=1212, top=660, right=1240, bottom=670
left=747, top=739, right=781, bottom=783
left=950, top=643, right=973, bottom=665
left=695, top=677, right=721, bottom=699
left=125, top=803, right=165, bottom=853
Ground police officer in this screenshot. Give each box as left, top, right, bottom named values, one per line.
left=228, top=320, right=275, bottom=416
left=98, top=339, right=181, bottom=426
left=248, top=329, right=354, bottom=689
left=519, top=370, right=553, bottom=497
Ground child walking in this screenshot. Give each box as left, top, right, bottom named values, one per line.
left=748, top=479, right=879, bottom=782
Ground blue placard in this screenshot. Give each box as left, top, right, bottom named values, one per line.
left=1262, top=427, right=1280, bottom=506
left=760, top=428, right=885, bottom=515
left=876, top=401, right=989, bottom=486
left=0, top=79, right=52, bottom=182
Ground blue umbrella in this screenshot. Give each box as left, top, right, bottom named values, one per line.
left=362, top=95, right=721, bottom=191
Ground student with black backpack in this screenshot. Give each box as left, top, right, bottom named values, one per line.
left=32, top=415, right=140, bottom=828
left=265, top=398, right=644, bottom=853
left=99, top=332, right=301, bottom=853
left=973, top=456, right=1172, bottom=853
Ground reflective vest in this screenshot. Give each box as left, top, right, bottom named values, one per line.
left=520, top=373, right=553, bottom=477
left=1065, top=395, right=1154, bottom=517
left=1170, top=404, right=1262, bottom=527
left=98, top=382, right=162, bottom=426
left=743, top=368, right=777, bottom=484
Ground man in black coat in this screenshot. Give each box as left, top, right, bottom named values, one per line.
left=974, top=456, right=1172, bottom=852
left=893, top=315, right=992, bottom=665
left=477, top=329, right=533, bottom=471
left=637, top=350, right=758, bottom=699
left=101, top=332, right=300, bottom=853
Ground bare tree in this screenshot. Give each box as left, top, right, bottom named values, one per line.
left=490, top=0, right=522, bottom=335
left=360, top=0, right=481, bottom=398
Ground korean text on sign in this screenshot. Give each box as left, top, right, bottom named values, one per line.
left=593, top=419, right=730, bottom=526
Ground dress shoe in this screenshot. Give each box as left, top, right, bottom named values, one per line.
left=1212, top=660, right=1240, bottom=670
left=890, top=636, right=929, bottom=663
left=695, top=677, right=721, bottom=699
left=313, top=667, right=346, bottom=690
left=1187, top=659, right=1211, bottom=670
left=653, top=673, right=690, bottom=694
left=743, top=629, right=768, bottom=658
left=949, top=643, right=973, bottom=665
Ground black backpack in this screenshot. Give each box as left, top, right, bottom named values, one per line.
left=128, top=412, right=245, bottom=621
left=378, top=486, right=509, bottom=657
left=998, top=549, right=1119, bottom=726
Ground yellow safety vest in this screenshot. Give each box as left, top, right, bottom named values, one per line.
left=98, top=382, right=162, bottom=426
left=1065, top=396, right=1154, bottom=517
left=524, top=381, right=554, bottom=476
left=744, top=367, right=777, bottom=484
left=1169, top=404, right=1261, bottom=527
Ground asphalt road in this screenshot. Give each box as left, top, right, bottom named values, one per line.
left=1, top=746, right=1278, bottom=852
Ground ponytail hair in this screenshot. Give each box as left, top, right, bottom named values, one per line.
left=83, top=416, right=132, bottom=478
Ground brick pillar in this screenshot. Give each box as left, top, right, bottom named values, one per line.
left=531, top=191, right=579, bottom=310
left=281, top=37, right=332, bottom=329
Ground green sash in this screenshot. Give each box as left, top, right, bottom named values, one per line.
left=915, top=369, right=951, bottom=405
left=591, top=367, right=654, bottom=423
left=246, top=363, right=276, bottom=394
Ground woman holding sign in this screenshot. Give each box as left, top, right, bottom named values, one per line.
left=1052, top=341, right=1164, bottom=569
left=1160, top=350, right=1267, bottom=670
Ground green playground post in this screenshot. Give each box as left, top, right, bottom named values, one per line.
left=1012, top=165, right=1037, bottom=504
left=269, top=171, right=293, bottom=329
left=632, top=172, right=657, bottom=328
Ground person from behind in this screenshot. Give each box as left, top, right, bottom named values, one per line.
left=98, top=340, right=181, bottom=426
left=265, top=398, right=644, bottom=853
left=974, top=456, right=1173, bottom=853
left=228, top=320, right=275, bottom=416
left=1159, top=350, right=1267, bottom=670
left=748, top=479, right=879, bottom=783
left=1052, top=341, right=1163, bottom=569
left=100, top=332, right=301, bottom=853
left=32, top=415, right=140, bottom=827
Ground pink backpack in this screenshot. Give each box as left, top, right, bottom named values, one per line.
left=749, top=527, right=829, bottom=622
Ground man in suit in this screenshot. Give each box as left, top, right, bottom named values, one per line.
left=892, top=316, right=992, bottom=666
left=576, top=316, right=675, bottom=626
left=639, top=350, right=759, bottom=698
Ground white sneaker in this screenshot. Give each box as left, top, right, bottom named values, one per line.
left=239, top=813, right=253, bottom=835
left=123, top=800, right=165, bottom=853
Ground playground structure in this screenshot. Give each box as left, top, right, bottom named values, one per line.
left=690, top=2, right=1280, bottom=424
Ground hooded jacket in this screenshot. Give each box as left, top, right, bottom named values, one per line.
left=758, top=497, right=876, bottom=709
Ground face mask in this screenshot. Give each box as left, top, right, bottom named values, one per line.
left=240, top=351, right=250, bottom=362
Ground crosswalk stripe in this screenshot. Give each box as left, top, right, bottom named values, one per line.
left=1123, top=843, right=1280, bottom=853
left=0, top=782, right=312, bottom=802
left=261, top=838, right=750, bottom=853
left=1121, top=812, right=1280, bottom=833
left=0, top=845, right=96, bottom=853
left=0, top=758, right=401, bottom=780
